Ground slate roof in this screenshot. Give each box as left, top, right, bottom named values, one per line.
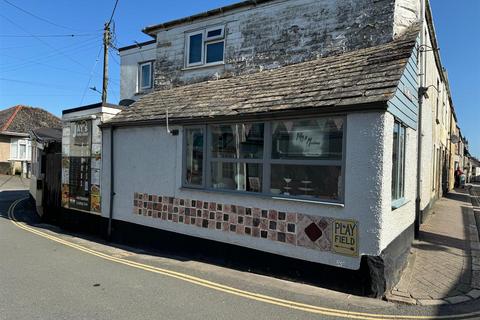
left=0, top=106, right=61, bottom=134
left=30, top=127, right=62, bottom=143
left=106, top=26, right=420, bottom=127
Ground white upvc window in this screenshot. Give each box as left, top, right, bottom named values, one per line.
left=185, top=26, right=225, bottom=68
left=138, top=61, right=153, bottom=91
left=10, top=138, right=32, bottom=161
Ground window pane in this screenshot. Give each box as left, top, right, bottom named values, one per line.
left=392, top=122, right=399, bottom=200
left=206, top=41, right=224, bottom=63
left=141, top=63, right=151, bottom=88
left=211, top=162, right=262, bottom=192
left=211, top=123, right=264, bottom=159
left=270, top=164, right=342, bottom=200
left=207, top=29, right=222, bottom=38
left=271, top=118, right=343, bottom=160
left=399, top=126, right=406, bottom=198
left=185, top=128, right=204, bottom=186
left=189, top=33, right=203, bottom=64
left=19, top=143, right=26, bottom=159
left=11, top=140, right=18, bottom=159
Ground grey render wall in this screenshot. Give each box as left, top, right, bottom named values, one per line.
left=151, top=0, right=399, bottom=90
left=101, top=111, right=396, bottom=270
left=120, top=43, right=156, bottom=101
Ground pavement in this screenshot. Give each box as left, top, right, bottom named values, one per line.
left=2, top=175, right=480, bottom=319
left=391, top=188, right=480, bottom=306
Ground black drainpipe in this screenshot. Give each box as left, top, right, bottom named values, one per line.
left=107, top=126, right=115, bottom=240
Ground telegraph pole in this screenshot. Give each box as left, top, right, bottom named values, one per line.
left=102, top=22, right=110, bottom=105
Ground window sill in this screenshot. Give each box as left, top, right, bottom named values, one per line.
left=182, top=61, right=225, bottom=71
left=180, top=186, right=344, bottom=208
left=392, top=198, right=409, bottom=210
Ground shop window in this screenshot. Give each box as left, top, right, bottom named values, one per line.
left=392, top=121, right=406, bottom=205
left=183, top=117, right=345, bottom=203
left=186, top=26, right=225, bottom=67
left=184, top=127, right=204, bottom=187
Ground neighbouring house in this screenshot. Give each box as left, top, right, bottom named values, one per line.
left=29, top=128, right=62, bottom=217
left=0, top=105, right=61, bottom=176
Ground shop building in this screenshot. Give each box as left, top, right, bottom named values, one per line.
left=103, top=0, right=430, bottom=295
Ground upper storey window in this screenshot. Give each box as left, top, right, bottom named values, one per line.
left=186, top=26, right=225, bottom=67
left=138, top=61, right=153, bottom=91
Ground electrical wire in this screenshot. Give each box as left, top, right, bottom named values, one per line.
left=107, top=0, right=119, bottom=27
left=80, top=45, right=104, bottom=105
left=0, top=13, right=91, bottom=71
left=0, top=33, right=101, bottom=38
left=1, top=0, right=101, bottom=32
left=0, top=37, right=101, bottom=72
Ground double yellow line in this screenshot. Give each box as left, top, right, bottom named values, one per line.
left=7, top=197, right=480, bottom=320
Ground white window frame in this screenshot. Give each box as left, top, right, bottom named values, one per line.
left=205, top=26, right=225, bottom=41
left=185, top=26, right=225, bottom=68
left=10, top=138, right=32, bottom=161
left=138, top=61, right=153, bottom=91
left=392, top=120, right=406, bottom=208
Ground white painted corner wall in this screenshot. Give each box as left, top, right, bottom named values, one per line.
left=100, top=111, right=416, bottom=269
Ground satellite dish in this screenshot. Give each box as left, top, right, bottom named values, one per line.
left=119, top=99, right=135, bottom=107
left=451, top=135, right=460, bottom=144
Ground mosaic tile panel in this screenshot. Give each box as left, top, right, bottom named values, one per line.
left=132, top=193, right=335, bottom=252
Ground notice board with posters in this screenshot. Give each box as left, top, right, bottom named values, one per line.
left=61, top=118, right=102, bottom=214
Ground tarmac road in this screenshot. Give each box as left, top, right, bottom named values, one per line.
left=1, top=178, right=480, bottom=319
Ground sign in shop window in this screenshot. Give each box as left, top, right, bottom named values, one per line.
left=61, top=119, right=101, bottom=213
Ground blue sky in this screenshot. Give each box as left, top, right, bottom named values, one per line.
left=0, top=0, right=478, bottom=156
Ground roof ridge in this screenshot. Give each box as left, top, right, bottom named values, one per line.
left=1, top=105, right=22, bottom=131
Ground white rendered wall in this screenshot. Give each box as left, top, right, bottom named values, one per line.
left=379, top=113, right=417, bottom=250
left=101, top=111, right=402, bottom=270
left=119, top=43, right=156, bottom=101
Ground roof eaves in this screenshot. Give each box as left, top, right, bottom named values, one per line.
left=142, top=0, right=274, bottom=35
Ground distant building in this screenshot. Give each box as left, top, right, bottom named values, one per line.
left=29, top=127, right=62, bottom=217
left=0, top=105, right=61, bottom=176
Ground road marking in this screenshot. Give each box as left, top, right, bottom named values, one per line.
left=7, top=197, right=480, bottom=320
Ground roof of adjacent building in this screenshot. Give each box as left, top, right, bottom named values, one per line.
left=62, top=102, right=123, bottom=115
left=106, top=25, right=420, bottom=127
left=30, top=127, right=62, bottom=143
left=0, top=105, right=61, bottom=134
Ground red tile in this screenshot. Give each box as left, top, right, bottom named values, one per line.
left=286, top=234, right=296, bottom=245
left=268, top=210, right=278, bottom=220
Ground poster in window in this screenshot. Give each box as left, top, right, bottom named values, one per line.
left=70, top=120, right=91, bottom=157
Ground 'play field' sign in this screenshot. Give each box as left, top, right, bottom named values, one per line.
left=332, top=219, right=358, bottom=257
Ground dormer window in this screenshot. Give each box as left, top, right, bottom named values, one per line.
left=186, top=26, right=225, bottom=67
left=138, top=61, right=153, bottom=91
